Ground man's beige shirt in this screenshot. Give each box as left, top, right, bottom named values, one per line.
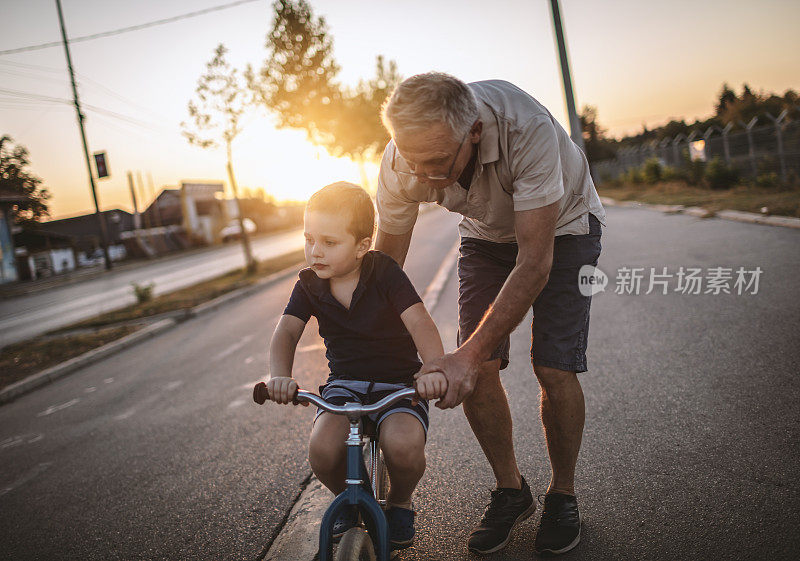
left=377, top=80, right=607, bottom=243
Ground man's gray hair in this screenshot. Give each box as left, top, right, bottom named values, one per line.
left=381, top=72, right=479, bottom=141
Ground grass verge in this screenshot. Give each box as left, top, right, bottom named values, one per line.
left=597, top=182, right=800, bottom=218
left=0, top=248, right=305, bottom=391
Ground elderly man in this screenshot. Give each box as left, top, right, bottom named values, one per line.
left=375, top=73, right=605, bottom=555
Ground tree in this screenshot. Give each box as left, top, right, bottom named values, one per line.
left=0, top=135, right=50, bottom=225
left=715, top=83, right=737, bottom=117
left=182, top=43, right=255, bottom=271
left=247, top=0, right=340, bottom=144
left=248, top=1, right=402, bottom=180
left=579, top=105, right=616, bottom=163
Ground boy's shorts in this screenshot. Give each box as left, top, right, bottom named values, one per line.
left=457, top=213, right=603, bottom=373
left=315, top=378, right=429, bottom=437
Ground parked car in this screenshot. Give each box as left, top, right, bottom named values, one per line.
left=220, top=218, right=256, bottom=242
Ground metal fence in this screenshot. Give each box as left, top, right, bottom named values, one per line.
left=593, top=107, right=800, bottom=185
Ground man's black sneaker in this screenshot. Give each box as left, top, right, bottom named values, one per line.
left=467, top=476, right=536, bottom=554
left=533, top=492, right=581, bottom=555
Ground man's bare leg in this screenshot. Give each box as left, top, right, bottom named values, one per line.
left=462, top=359, right=522, bottom=489
left=533, top=363, right=585, bottom=495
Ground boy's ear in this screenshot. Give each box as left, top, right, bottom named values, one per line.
left=356, top=236, right=372, bottom=258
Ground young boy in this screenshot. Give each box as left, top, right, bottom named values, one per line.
left=255, top=182, right=447, bottom=549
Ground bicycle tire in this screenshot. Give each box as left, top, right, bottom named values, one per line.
left=335, top=527, right=376, bottom=561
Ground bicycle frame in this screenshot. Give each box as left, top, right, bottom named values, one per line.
left=253, top=384, right=416, bottom=561
left=318, top=418, right=390, bottom=561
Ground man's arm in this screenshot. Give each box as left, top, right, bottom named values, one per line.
left=416, top=200, right=559, bottom=408
left=375, top=228, right=414, bottom=267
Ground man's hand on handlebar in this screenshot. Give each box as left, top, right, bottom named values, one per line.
left=414, top=371, right=448, bottom=403
left=253, top=377, right=309, bottom=406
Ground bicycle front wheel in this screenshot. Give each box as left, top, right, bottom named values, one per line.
left=335, top=527, right=376, bottom=561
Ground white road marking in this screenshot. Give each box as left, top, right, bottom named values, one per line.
left=214, top=334, right=255, bottom=361
left=241, top=379, right=265, bottom=389
left=228, top=398, right=247, bottom=409
left=1, top=433, right=44, bottom=450
left=297, top=343, right=325, bottom=353
left=244, top=356, right=254, bottom=364
left=85, top=386, right=97, bottom=393
left=103, top=378, right=114, bottom=384
left=36, top=399, right=80, bottom=417
left=165, top=381, right=183, bottom=391
left=114, top=393, right=161, bottom=421
left=0, top=462, right=52, bottom=497
left=422, top=240, right=460, bottom=312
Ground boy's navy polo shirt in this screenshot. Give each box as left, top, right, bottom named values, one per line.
left=283, top=251, right=423, bottom=384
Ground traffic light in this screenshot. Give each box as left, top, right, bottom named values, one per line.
left=94, top=151, right=109, bottom=179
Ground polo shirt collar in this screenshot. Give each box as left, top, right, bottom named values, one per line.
left=477, top=101, right=500, bottom=166
left=299, top=251, right=377, bottom=308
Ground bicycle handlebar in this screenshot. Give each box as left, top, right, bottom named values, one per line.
left=253, top=382, right=417, bottom=417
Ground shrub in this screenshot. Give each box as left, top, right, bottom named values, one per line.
left=642, top=158, right=663, bottom=184
left=755, top=172, right=780, bottom=189
left=704, top=157, right=739, bottom=190
left=131, top=282, right=155, bottom=304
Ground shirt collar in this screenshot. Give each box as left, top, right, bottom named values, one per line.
left=476, top=101, right=500, bottom=166
left=299, top=251, right=377, bottom=306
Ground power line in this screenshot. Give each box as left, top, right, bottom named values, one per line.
left=0, top=0, right=263, bottom=56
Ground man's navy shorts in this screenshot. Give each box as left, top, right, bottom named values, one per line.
left=457, top=213, right=603, bottom=373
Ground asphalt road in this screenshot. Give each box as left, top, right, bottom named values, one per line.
left=399, top=206, right=800, bottom=560
left=2, top=205, right=798, bottom=560
left=0, top=207, right=461, bottom=561
left=0, top=228, right=305, bottom=347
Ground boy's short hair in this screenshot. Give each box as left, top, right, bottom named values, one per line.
left=306, top=182, right=375, bottom=241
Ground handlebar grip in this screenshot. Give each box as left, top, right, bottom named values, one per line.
left=253, top=382, right=269, bottom=405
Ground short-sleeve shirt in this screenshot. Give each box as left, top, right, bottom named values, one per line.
left=377, top=79, right=607, bottom=243
left=283, top=251, right=423, bottom=384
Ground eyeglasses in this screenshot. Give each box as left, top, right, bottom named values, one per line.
left=391, top=129, right=469, bottom=181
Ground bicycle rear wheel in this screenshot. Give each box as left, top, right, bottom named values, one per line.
left=335, top=527, right=376, bottom=561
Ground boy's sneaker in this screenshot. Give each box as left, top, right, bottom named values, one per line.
left=533, top=492, right=581, bottom=555
left=467, top=476, right=536, bottom=554
left=332, top=505, right=358, bottom=541
left=386, top=505, right=416, bottom=549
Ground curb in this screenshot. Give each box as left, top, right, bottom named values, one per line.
left=599, top=197, right=800, bottom=228
left=264, top=479, right=330, bottom=561
left=0, top=261, right=304, bottom=406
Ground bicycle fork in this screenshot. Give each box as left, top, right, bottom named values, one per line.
left=318, top=419, right=391, bottom=561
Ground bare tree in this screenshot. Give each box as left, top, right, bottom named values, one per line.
left=182, top=43, right=255, bottom=271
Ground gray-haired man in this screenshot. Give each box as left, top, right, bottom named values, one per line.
left=375, top=73, right=606, bottom=555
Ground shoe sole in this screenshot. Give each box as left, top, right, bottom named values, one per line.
left=467, top=501, right=537, bottom=555
left=535, top=515, right=582, bottom=556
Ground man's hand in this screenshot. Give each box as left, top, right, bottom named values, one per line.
left=414, top=347, right=481, bottom=409
left=414, top=371, right=448, bottom=403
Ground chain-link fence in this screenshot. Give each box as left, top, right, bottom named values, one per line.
left=593, top=107, right=800, bottom=185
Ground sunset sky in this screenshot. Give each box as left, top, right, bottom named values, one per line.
left=1, top=0, right=798, bottom=218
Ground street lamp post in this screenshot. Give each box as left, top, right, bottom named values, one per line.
left=549, top=0, right=586, bottom=153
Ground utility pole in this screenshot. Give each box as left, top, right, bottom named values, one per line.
left=55, top=0, right=112, bottom=270
left=147, top=172, right=163, bottom=228
left=127, top=171, right=141, bottom=230
left=549, top=0, right=585, bottom=153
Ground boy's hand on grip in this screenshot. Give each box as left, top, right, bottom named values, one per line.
left=414, top=371, right=448, bottom=402
left=265, top=376, right=299, bottom=405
